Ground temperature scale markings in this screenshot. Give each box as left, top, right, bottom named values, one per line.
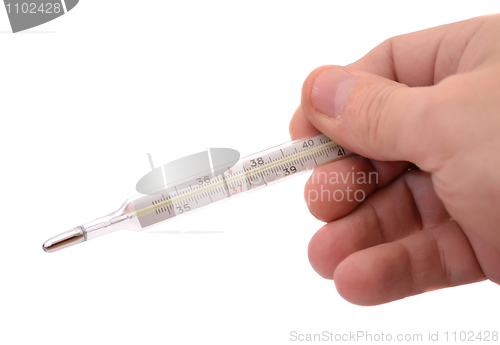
left=134, top=139, right=341, bottom=218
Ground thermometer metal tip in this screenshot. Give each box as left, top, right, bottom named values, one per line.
left=42, top=226, right=87, bottom=253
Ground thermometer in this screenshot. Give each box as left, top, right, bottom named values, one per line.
left=42, top=134, right=353, bottom=252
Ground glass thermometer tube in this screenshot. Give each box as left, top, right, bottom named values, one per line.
left=42, top=134, right=353, bottom=252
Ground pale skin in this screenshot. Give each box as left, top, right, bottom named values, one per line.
left=289, top=14, right=500, bottom=306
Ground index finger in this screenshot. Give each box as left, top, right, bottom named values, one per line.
left=345, top=15, right=488, bottom=86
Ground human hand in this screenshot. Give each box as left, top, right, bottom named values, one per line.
left=289, top=14, right=500, bottom=305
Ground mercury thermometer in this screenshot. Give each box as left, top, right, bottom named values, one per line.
left=42, top=134, right=353, bottom=252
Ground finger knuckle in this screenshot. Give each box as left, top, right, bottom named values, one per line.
left=357, top=84, right=399, bottom=152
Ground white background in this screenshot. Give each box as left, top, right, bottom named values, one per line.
left=1, top=1, right=499, bottom=344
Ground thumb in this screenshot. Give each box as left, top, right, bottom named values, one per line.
left=301, top=65, right=434, bottom=168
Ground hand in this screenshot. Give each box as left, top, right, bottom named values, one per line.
left=289, top=14, right=500, bottom=305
